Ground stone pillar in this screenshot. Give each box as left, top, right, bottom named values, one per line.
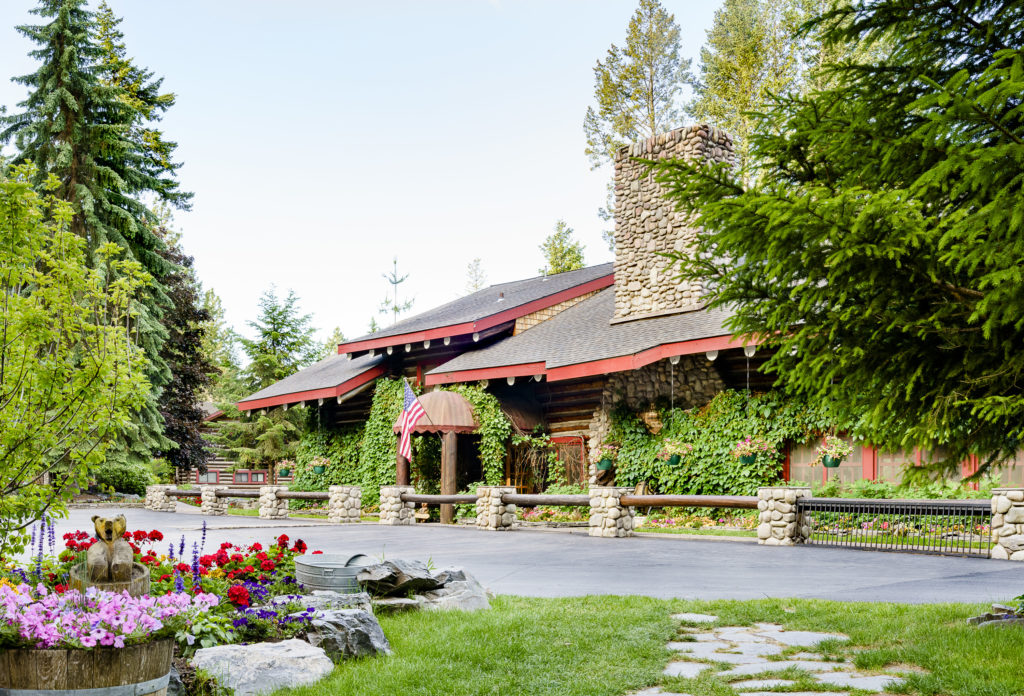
left=991, top=488, right=1024, bottom=561
left=144, top=485, right=177, bottom=512
left=328, top=486, right=362, bottom=524
left=200, top=486, right=228, bottom=516
left=757, top=487, right=811, bottom=546
left=475, top=487, right=516, bottom=531
left=379, top=486, right=415, bottom=525
left=588, top=486, right=634, bottom=538
left=258, top=486, right=289, bottom=520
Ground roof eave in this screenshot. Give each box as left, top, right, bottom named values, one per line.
left=237, top=363, right=387, bottom=412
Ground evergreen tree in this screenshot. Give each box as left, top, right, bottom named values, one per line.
left=0, top=0, right=190, bottom=469
left=241, top=287, right=318, bottom=391
left=378, top=256, right=414, bottom=326
left=154, top=238, right=214, bottom=477
left=689, top=0, right=803, bottom=183
left=656, top=0, right=1024, bottom=476
left=465, top=257, right=487, bottom=294
left=319, top=327, right=346, bottom=360
left=201, top=288, right=246, bottom=404
left=539, top=220, right=586, bottom=275
left=583, top=0, right=691, bottom=248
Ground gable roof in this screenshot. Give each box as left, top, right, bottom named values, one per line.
left=337, top=263, right=614, bottom=354
left=237, top=353, right=386, bottom=411
left=426, top=288, right=744, bottom=384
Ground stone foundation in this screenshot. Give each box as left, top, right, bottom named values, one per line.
left=144, top=485, right=177, bottom=512
left=328, top=486, right=362, bottom=524
left=379, top=486, right=415, bottom=525
left=613, top=125, right=733, bottom=321
left=200, top=486, right=228, bottom=516
left=585, top=357, right=724, bottom=482
left=588, top=486, right=634, bottom=538
left=991, top=488, right=1024, bottom=560
left=475, top=487, right=516, bottom=530
left=258, top=486, right=289, bottom=520
left=757, top=487, right=811, bottom=545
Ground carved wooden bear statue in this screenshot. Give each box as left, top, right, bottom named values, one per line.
left=87, top=514, right=133, bottom=582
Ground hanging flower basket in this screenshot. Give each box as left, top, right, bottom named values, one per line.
left=594, top=443, right=619, bottom=471
left=657, top=439, right=693, bottom=468
left=312, top=466, right=326, bottom=474
left=813, top=435, right=853, bottom=468
left=822, top=455, right=841, bottom=468
left=309, top=456, right=329, bottom=475
left=278, top=468, right=291, bottom=478
left=738, top=454, right=758, bottom=466
left=731, top=436, right=775, bottom=463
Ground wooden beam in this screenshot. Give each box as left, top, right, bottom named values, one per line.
left=440, top=431, right=457, bottom=524
left=396, top=452, right=410, bottom=486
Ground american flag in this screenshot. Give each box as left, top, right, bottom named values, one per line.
left=397, top=381, right=426, bottom=460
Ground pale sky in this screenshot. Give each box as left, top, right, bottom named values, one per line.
left=0, top=1, right=721, bottom=347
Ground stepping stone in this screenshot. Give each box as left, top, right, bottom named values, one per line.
left=731, top=678, right=797, bottom=689
left=714, top=627, right=771, bottom=643
left=662, top=661, right=710, bottom=678
left=726, top=642, right=785, bottom=657
left=685, top=632, right=724, bottom=642
left=741, top=693, right=848, bottom=696
left=671, top=612, right=718, bottom=623
left=751, top=628, right=849, bottom=647
left=719, top=660, right=844, bottom=677
left=812, top=673, right=904, bottom=691
left=667, top=640, right=732, bottom=653
left=629, top=690, right=693, bottom=696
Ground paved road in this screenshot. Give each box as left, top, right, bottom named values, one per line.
left=48, top=505, right=1024, bottom=604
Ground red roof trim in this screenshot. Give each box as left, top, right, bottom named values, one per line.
left=423, top=362, right=548, bottom=386
left=425, top=333, right=760, bottom=385
left=237, top=364, right=387, bottom=411
left=335, top=273, right=614, bottom=354
left=545, top=334, right=748, bottom=382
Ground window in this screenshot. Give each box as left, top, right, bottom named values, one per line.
left=197, top=472, right=218, bottom=484
left=234, top=472, right=249, bottom=483
left=251, top=472, right=266, bottom=483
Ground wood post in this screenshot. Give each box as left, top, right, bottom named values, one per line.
left=440, top=431, right=457, bottom=524
left=396, top=452, right=410, bottom=486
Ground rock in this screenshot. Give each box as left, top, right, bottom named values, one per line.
left=167, top=663, right=184, bottom=696
left=302, top=609, right=391, bottom=660
left=991, top=544, right=1010, bottom=560
left=192, top=639, right=334, bottom=696
left=417, top=574, right=491, bottom=611
left=432, top=567, right=467, bottom=585
left=356, top=560, right=442, bottom=596
left=372, top=596, right=422, bottom=613
left=992, top=603, right=1016, bottom=614
left=264, top=591, right=373, bottom=614
left=1004, top=507, right=1024, bottom=524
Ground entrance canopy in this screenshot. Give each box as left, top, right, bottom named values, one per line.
left=393, top=390, right=478, bottom=434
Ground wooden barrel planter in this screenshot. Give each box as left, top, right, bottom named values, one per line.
left=0, top=639, right=174, bottom=695
left=68, top=562, right=150, bottom=598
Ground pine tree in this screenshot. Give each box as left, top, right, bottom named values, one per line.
left=689, top=0, right=803, bottom=183
left=0, top=0, right=191, bottom=469
left=154, top=238, right=214, bottom=478
left=241, top=287, right=318, bottom=391
left=539, top=220, right=586, bottom=275
left=583, top=0, right=691, bottom=248
left=378, top=257, right=414, bottom=326
left=319, top=327, right=346, bottom=360
left=656, top=0, right=1024, bottom=476
left=465, top=257, right=487, bottom=294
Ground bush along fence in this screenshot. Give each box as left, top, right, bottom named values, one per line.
left=144, top=485, right=1024, bottom=560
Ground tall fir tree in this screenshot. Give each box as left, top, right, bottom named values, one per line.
left=657, top=0, right=1024, bottom=477
left=0, top=0, right=191, bottom=469
left=583, top=0, right=692, bottom=249
left=201, top=288, right=246, bottom=404
left=154, top=237, right=214, bottom=478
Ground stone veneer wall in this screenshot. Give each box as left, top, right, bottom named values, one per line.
left=613, top=124, right=733, bottom=321
left=513, top=291, right=599, bottom=335
left=144, top=485, right=176, bottom=512
left=327, top=486, right=362, bottom=524
left=585, top=356, right=724, bottom=480
left=258, top=486, right=289, bottom=520
left=991, top=488, right=1024, bottom=560
left=475, top=486, right=517, bottom=530
left=757, top=486, right=812, bottom=545
left=379, top=486, right=415, bottom=525
left=200, top=486, right=228, bottom=516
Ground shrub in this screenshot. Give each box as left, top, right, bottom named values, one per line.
left=91, top=461, right=156, bottom=496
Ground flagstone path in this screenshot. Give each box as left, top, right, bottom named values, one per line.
left=628, top=612, right=921, bottom=696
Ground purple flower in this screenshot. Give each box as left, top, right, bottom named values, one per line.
left=168, top=542, right=175, bottom=560
left=178, top=535, right=186, bottom=558
left=200, top=520, right=208, bottom=553
left=174, top=572, right=186, bottom=594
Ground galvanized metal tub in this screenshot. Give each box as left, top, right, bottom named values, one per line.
left=294, top=553, right=372, bottom=593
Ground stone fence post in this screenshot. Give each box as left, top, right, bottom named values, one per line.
left=588, top=486, right=634, bottom=538
left=144, top=485, right=176, bottom=512
left=757, top=486, right=811, bottom=545
left=258, top=486, right=289, bottom=520
left=991, top=488, right=1024, bottom=561
left=201, top=486, right=229, bottom=516
left=328, top=486, right=362, bottom=524
left=475, top=487, right=516, bottom=530
left=379, top=486, right=415, bottom=525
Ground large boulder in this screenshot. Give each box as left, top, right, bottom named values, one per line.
left=301, top=609, right=391, bottom=660
left=356, top=560, right=442, bottom=597
left=192, top=639, right=334, bottom=696
left=264, top=590, right=373, bottom=614
left=418, top=570, right=490, bottom=611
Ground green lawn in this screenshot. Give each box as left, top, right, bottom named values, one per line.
left=223, top=508, right=328, bottom=520
left=273, top=596, right=1023, bottom=696
left=635, top=526, right=757, bottom=538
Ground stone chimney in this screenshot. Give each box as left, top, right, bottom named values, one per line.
left=612, top=125, right=733, bottom=321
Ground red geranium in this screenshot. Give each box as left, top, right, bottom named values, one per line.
left=149, top=530, right=164, bottom=541
left=227, top=585, right=250, bottom=607
left=175, top=563, right=190, bottom=573
left=220, top=542, right=233, bottom=550
left=312, top=550, right=323, bottom=555
left=244, top=565, right=255, bottom=574
left=230, top=554, right=244, bottom=563
left=159, top=574, right=171, bottom=582
left=276, top=534, right=289, bottom=546
left=293, top=540, right=307, bottom=554
left=54, top=584, right=67, bottom=594
left=260, top=560, right=275, bottom=572
left=255, top=552, right=268, bottom=561
left=132, top=530, right=149, bottom=542
left=250, top=543, right=263, bottom=552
